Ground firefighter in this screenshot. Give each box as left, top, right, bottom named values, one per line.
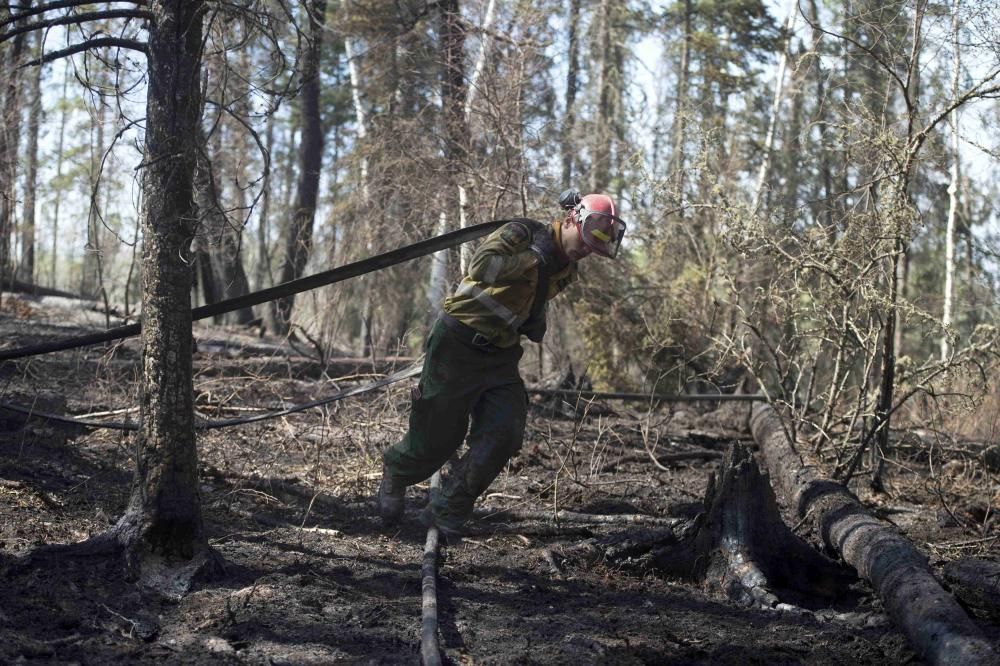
left=377, top=190, right=626, bottom=536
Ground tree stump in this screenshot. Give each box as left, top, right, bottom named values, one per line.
left=561, top=442, right=853, bottom=609
left=659, top=442, right=852, bottom=607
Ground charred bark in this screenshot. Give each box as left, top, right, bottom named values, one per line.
left=751, top=403, right=997, bottom=666
left=943, top=558, right=1000, bottom=623
left=109, top=0, right=213, bottom=587
left=193, top=235, right=222, bottom=313
left=0, top=8, right=26, bottom=282
left=666, top=443, right=850, bottom=608
left=561, top=443, right=851, bottom=609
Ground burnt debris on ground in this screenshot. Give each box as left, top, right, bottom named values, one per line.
left=0, top=309, right=997, bottom=664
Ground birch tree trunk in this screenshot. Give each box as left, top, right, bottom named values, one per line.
left=344, top=38, right=370, bottom=203
left=671, top=0, right=692, bottom=203
left=344, top=36, right=376, bottom=353
left=752, top=2, right=797, bottom=213
left=807, top=0, right=835, bottom=234
left=457, top=0, right=496, bottom=274
left=941, top=0, right=961, bottom=361
left=427, top=210, right=450, bottom=319
left=49, top=63, right=69, bottom=288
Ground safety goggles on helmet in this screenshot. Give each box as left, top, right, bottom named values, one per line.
left=577, top=207, right=627, bottom=258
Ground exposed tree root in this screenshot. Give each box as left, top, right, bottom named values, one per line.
left=132, top=546, right=220, bottom=602
left=751, top=404, right=998, bottom=666
left=15, top=526, right=220, bottom=603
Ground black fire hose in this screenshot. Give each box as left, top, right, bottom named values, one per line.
left=0, top=220, right=506, bottom=361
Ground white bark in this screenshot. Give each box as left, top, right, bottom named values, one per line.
left=457, top=0, right=497, bottom=275
left=753, top=1, right=798, bottom=213
left=941, top=0, right=960, bottom=361
left=427, top=210, right=450, bottom=317
left=345, top=37, right=375, bottom=354
left=50, top=63, right=70, bottom=287
left=344, top=38, right=370, bottom=203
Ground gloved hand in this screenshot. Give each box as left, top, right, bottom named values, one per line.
left=519, top=314, right=547, bottom=343
left=529, top=229, right=559, bottom=274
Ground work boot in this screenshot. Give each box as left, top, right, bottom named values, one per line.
left=377, top=468, right=406, bottom=524
left=419, top=503, right=465, bottom=542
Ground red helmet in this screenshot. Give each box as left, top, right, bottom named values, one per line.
left=570, top=193, right=626, bottom=258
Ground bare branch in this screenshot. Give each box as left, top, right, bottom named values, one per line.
left=908, top=73, right=1000, bottom=160
left=21, top=37, right=147, bottom=67
left=1, top=0, right=147, bottom=29
left=1, top=9, right=151, bottom=44
left=799, top=8, right=909, bottom=98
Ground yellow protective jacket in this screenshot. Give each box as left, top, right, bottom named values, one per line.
left=443, top=218, right=577, bottom=348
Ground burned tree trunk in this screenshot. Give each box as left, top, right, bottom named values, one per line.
left=750, top=404, right=997, bottom=666
left=109, top=0, right=212, bottom=586
left=0, top=9, right=26, bottom=283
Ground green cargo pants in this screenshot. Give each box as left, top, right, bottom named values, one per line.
left=382, top=317, right=527, bottom=529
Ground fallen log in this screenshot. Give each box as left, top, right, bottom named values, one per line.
left=420, top=472, right=443, bottom=666
left=1, top=278, right=83, bottom=299
left=597, top=448, right=722, bottom=473
left=472, top=507, right=681, bottom=527
left=750, top=404, right=997, bottom=666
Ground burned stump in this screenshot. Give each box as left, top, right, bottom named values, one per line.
left=564, top=442, right=852, bottom=609
left=673, top=442, right=850, bottom=607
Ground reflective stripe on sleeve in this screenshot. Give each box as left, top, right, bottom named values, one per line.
left=455, top=281, right=525, bottom=330
left=483, top=255, right=504, bottom=284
